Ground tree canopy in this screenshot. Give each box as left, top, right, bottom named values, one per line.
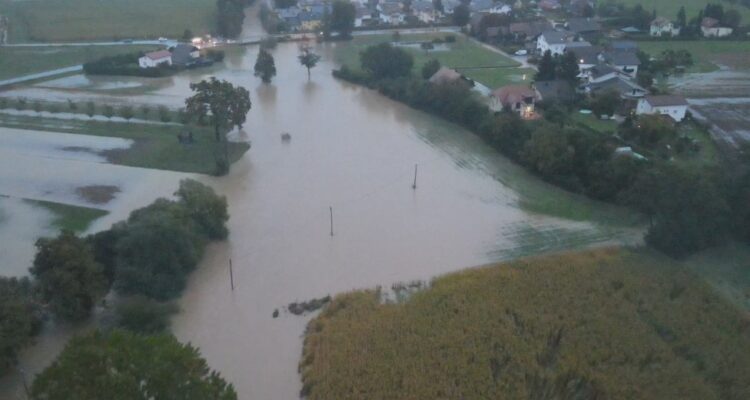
left=30, top=231, right=106, bottom=322
left=360, top=43, right=414, bottom=79
left=452, top=4, right=470, bottom=26
left=31, top=330, right=237, bottom=400
left=298, top=46, right=321, bottom=79
left=217, top=0, right=247, bottom=38
left=326, top=0, right=356, bottom=38
left=254, top=49, right=277, bottom=83
left=0, top=277, right=40, bottom=375
left=186, top=77, right=252, bottom=142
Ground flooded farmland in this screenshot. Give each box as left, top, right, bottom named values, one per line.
left=0, top=41, right=643, bottom=399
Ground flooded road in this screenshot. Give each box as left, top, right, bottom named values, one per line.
left=1, top=40, right=641, bottom=399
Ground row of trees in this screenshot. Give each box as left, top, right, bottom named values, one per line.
left=217, top=0, right=253, bottom=38
left=535, top=50, right=580, bottom=84
left=333, top=42, right=750, bottom=258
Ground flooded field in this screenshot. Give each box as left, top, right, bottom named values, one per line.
left=0, top=40, right=642, bottom=399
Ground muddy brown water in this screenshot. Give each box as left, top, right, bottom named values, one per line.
left=0, top=41, right=641, bottom=399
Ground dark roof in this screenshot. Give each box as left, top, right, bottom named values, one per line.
left=486, top=26, right=502, bottom=37
left=170, top=44, right=198, bottom=66
left=589, top=64, right=619, bottom=79
left=611, top=40, right=638, bottom=51
left=644, top=95, right=688, bottom=107
left=568, top=45, right=602, bottom=64
left=541, top=30, right=570, bottom=44
left=589, top=76, right=647, bottom=97
left=534, top=80, right=575, bottom=102
left=510, top=20, right=552, bottom=37
left=144, top=50, right=171, bottom=61
left=605, top=50, right=640, bottom=66
left=566, top=17, right=601, bottom=33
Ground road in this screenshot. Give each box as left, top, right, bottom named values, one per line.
left=0, top=65, right=82, bottom=88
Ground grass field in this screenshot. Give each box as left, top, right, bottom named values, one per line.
left=300, top=248, right=750, bottom=400
left=570, top=112, right=618, bottom=134
left=0, top=45, right=158, bottom=81
left=617, top=0, right=750, bottom=25
left=25, top=199, right=107, bottom=232
left=0, top=0, right=216, bottom=42
left=638, top=41, right=750, bottom=72
left=0, top=114, right=250, bottom=175
left=334, top=33, right=533, bottom=89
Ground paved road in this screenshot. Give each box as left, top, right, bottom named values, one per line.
left=0, top=65, right=82, bottom=88
left=1, top=40, right=177, bottom=48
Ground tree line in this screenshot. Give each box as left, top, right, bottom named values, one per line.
left=0, top=179, right=237, bottom=397
left=333, top=42, right=750, bottom=259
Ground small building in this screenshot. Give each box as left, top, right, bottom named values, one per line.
left=636, top=95, right=689, bottom=122
left=354, top=5, right=374, bottom=27
left=138, top=50, right=172, bottom=68
left=603, top=50, right=640, bottom=77
left=587, top=76, right=648, bottom=99
left=538, top=0, right=561, bottom=11
left=412, top=0, right=436, bottom=23
left=378, top=2, right=405, bottom=25
left=537, top=30, right=572, bottom=56
left=429, top=67, right=468, bottom=85
left=701, top=17, right=733, bottom=37
left=566, top=17, right=601, bottom=36
left=170, top=44, right=200, bottom=67
left=490, top=84, right=539, bottom=117
left=585, top=64, right=620, bottom=84
left=566, top=45, right=602, bottom=75
left=534, top=80, right=575, bottom=103
left=650, top=17, right=680, bottom=37
left=509, top=20, right=552, bottom=40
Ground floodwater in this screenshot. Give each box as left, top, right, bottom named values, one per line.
left=0, top=40, right=642, bottom=400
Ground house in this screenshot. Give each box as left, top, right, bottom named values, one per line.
left=534, top=80, right=575, bottom=103
left=470, top=0, right=511, bottom=14
left=509, top=20, right=552, bottom=40
left=603, top=50, right=640, bottom=77
left=567, top=45, right=602, bottom=75
left=429, top=67, right=471, bottom=86
left=354, top=6, right=373, bottom=27
left=538, top=0, right=560, bottom=11
left=378, top=2, right=405, bottom=24
left=701, top=17, right=733, bottom=37
left=536, top=30, right=572, bottom=55
left=299, top=9, right=324, bottom=30
left=587, top=76, right=648, bottom=99
left=566, top=17, right=601, bottom=36
left=490, top=84, right=539, bottom=117
left=650, top=17, right=680, bottom=37
left=610, top=40, right=638, bottom=52
left=636, top=95, right=689, bottom=122
left=278, top=7, right=302, bottom=30
left=138, top=50, right=172, bottom=68
left=170, top=44, right=200, bottom=67
left=412, top=0, right=436, bottom=23
left=585, top=64, right=620, bottom=84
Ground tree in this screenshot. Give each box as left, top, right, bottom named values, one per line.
left=326, top=0, right=356, bottom=38
left=103, top=105, right=114, bottom=119
left=535, top=50, right=555, bottom=81
left=0, top=277, right=40, bottom=375
left=217, top=0, right=246, bottom=38
left=114, top=296, right=178, bottom=334
left=31, top=330, right=237, bottom=400
left=254, top=48, right=277, bottom=83
left=174, top=179, right=230, bottom=240
left=452, top=4, right=470, bottom=26
left=723, top=9, right=742, bottom=29
left=555, top=51, right=580, bottom=84
left=298, top=46, right=321, bottom=80
left=119, top=105, right=135, bottom=120
left=676, top=6, right=687, bottom=28
left=590, top=89, right=620, bottom=117
left=360, top=43, right=414, bottom=79
left=433, top=0, right=444, bottom=13
left=422, top=59, right=441, bottom=79
left=185, top=77, right=252, bottom=143
left=182, top=29, right=194, bottom=40
left=85, top=101, right=95, bottom=118
left=522, top=125, right=575, bottom=179
left=140, top=104, right=151, bottom=119
left=30, top=231, right=107, bottom=322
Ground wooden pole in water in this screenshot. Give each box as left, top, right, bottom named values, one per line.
left=412, top=163, right=418, bottom=189
left=229, top=258, right=234, bottom=291
left=330, top=206, right=334, bottom=236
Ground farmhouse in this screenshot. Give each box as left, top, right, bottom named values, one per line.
left=650, top=17, right=680, bottom=37
left=603, top=50, right=640, bottom=77
left=138, top=50, right=172, bottom=69
left=536, top=31, right=572, bottom=56
left=490, top=85, right=539, bottom=118
left=636, top=95, right=689, bottom=122
left=170, top=44, right=200, bottom=67
left=534, top=80, right=575, bottom=103
left=701, top=17, right=733, bottom=38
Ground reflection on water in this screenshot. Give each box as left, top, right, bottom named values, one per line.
left=1, top=41, right=640, bottom=399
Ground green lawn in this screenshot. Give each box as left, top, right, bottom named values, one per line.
left=25, top=199, right=107, bottom=232
left=334, top=33, right=527, bottom=89
left=0, top=45, right=158, bottom=81
left=617, top=0, right=750, bottom=25
left=638, top=41, right=750, bottom=72
left=0, top=0, right=216, bottom=42
left=673, top=121, right=719, bottom=168
left=570, top=112, right=619, bottom=134
left=300, top=247, right=750, bottom=400
left=0, top=114, right=250, bottom=175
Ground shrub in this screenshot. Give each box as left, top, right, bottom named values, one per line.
left=114, top=296, right=178, bottom=334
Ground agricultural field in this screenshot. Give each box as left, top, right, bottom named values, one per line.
left=638, top=40, right=750, bottom=72
left=617, top=0, right=750, bottom=24
left=333, top=33, right=534, bottom=89
left=300, top=248, right=750, bottom=400
left=0, top=45, right=158, bottom=80
left=24, top=199, right=107, bottom=232
left=0, top=0, right=216, bottom=42
left=0, top=113, right=250, bottom=175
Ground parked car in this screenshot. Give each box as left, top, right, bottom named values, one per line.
left=514, top=49, right=528, bottom=56
left=158, top=37, right=168, bottom=42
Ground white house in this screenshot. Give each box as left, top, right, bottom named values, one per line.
left=138, top=50, right=172, bottom=68
left=650, top=17, right=680, bottom=37
left=536, top=31, right=571, bottom=56
left=378, top=2, right=405, bottom=24
left=636, top=95, right=689, bottom=122
left=412, top=0, right=437, bottom=23
left=701, top=17, right=733, bottom=37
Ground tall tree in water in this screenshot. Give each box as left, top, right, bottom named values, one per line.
left=326, top=0, right=356, bottom=38
left=186, top=77, right=252, bottom=142
left=31, top=330, right=238, bottom=399
left=298, top=45, right=321, bottom=80
left=254, top=49, right=277, bottom=83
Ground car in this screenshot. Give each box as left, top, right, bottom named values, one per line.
left=158, top=37, right=168, bottom=42
left=514, top=49, right=528, bottom=56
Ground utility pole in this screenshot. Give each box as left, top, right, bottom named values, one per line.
left=17, top=366, right=29, bottom=399
left=229, top=258, right=234, bottom=291
left=412, top=163, right=418, bottom=189
left=330, top=206, right=334, bottom=236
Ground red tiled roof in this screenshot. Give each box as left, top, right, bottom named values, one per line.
left=144, top=50, right=172, bottom=60
left=492, top=85, right=538, bottom=105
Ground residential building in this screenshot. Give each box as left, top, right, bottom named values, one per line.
left=170, top=44, right=200, bottom=67
left=412, top=0, right=436, bottom=23
left=490, top=84, right=539, bottom=117
left=378, top=2, right=405, bottom=25
left=138, top=50, right=172, bottom=68
left=585, top=64, right=620, bottom=84
left=470, top=0, right=511, bottom=14
left=299, top=9, right=325, bottom=31
left=537, top=30, right=572, bottom=55
left=355, top=5, right=374, bottom=27
left=567, top=45, right=602, bottom=75
left=538, top=0, right=560, bottom=11
left=534, top=80, right=575, bottom=103
left=566, top=17, right=601, bottom=35
left=603, top=50, right=640, bottom=77
left=701, top=17, right=733, bottom=37
left=587, top=76, right=648, bottom=99
left=650, top=17, right=680, bottom=37
left=509, top=20, right=552, bottom=40
left=636, top=95, right=689, bottom=122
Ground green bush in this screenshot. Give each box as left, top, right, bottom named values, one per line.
left=114, top=296, right=178, bottom=334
